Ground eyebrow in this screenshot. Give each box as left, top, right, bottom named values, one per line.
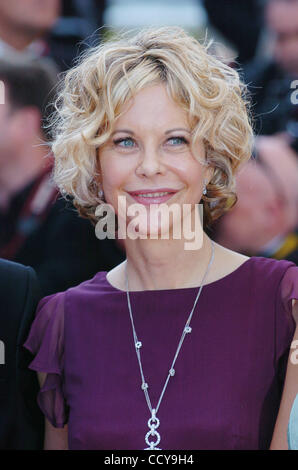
left=111, top=128, right=191, bottom=136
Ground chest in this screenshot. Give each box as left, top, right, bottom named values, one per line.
left=63, top=296, right=279, bottom=449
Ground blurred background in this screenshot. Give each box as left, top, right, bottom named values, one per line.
left=0, top=0, right=297, bottom=297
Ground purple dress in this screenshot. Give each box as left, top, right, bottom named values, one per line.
left=23, top=256, right=298, bottom=450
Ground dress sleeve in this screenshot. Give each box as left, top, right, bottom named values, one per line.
left=22, top=291, right=68, bottom=428
left=275, top=265, right=298, bottom=383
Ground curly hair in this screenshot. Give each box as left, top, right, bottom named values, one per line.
left=51, top=26, right=253, bottom=227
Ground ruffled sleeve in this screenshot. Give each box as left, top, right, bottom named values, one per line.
left=275, top=265, right=298, bottom=383
left=23, top=291, right=68, bottom=428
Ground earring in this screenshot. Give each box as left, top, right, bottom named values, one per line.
left=202, top=180, right=208, bottom=195
left=98, top=187, right=104, bottom=199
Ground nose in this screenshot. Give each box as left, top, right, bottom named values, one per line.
left=135, top=147, right=165, bottom=178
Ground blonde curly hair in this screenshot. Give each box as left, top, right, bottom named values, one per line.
left=51, top=26, right=253, bottom=227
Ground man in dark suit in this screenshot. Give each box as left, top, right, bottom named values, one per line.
left=0, top=258, right=44, bottom=449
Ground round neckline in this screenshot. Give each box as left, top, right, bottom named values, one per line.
left=101, top=256, right=256, bottom=294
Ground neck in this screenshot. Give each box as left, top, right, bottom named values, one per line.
left=123, top=232, right=214, bottom=291
left=0, top=141, right=50, bottom=210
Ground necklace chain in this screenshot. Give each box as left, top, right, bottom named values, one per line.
left=125, top=240, right=215, bottom=450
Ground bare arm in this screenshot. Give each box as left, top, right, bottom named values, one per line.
left=37, top=372, right=69, bottom=450
left=270, top=299, right=298, bottom=450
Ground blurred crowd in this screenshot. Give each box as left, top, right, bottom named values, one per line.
left=0, top=0, right=297, bottom=450
left=0, top=0, right=125, bottom=298
left=208, top=0, right=298, bottom=264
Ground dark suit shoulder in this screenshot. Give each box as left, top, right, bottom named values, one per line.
left=0, top=259, right=36, bottom=291
left=0, top=258, right=39, bottom=309
left=0, top=260, right=43, bottom=449
left=0, top=259, right=41, bottom=345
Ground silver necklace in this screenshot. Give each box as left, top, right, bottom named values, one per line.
left=125, top=240, right=215, bottom=450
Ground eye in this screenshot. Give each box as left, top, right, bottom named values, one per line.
left=113, top=137, right=136, bottom=148
left=167, top=136, right=188, bottom=146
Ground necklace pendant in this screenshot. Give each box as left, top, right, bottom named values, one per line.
left=144, top=409, right=162, bottom=450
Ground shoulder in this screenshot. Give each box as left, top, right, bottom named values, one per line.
left=219, top=243, right=296, bottom=276
left=244, top=255, right=298, bottom=325
left=213, top=244, right=297, bottom=293
left=248, top=256, right=297, bottom=283
left=35, top=270, right=114, bottom=317
left=0, top=260, right=41, bottom=339
left=64, top=270, right=112, bottom=299
left=219, top=250, right=298, bottom=333
left=0, top=260, right=39, bottom=305
left=241, top=255, right=297, bottom=293
left=0, top=258, right=37, bottom=290
left=23, top=270, right=120, bottom=355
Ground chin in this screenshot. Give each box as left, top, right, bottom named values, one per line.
left=126, top=216, right=173, bottom=240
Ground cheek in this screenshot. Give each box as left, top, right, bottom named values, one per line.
left=176, top=162, right=203, bottom=193
left=170, top=154, right=200, bottom=175
left=101, top=173, right=122, bottom=198
left=99, top=155, right=130, bottom=196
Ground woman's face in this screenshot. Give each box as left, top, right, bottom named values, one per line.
left=97, top=83, right=212, bottom=238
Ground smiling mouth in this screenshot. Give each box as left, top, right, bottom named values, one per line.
left=133, top=191, right=174, bottom=198
left=126, top=189, right=179, bottom=204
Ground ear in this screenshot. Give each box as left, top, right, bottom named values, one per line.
left=205, top=164, right=215, bottom=184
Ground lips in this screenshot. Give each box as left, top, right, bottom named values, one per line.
left=126, top=188, right=179, bottom=205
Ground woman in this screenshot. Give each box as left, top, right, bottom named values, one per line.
left=23, top=26, right=298, bottom=450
